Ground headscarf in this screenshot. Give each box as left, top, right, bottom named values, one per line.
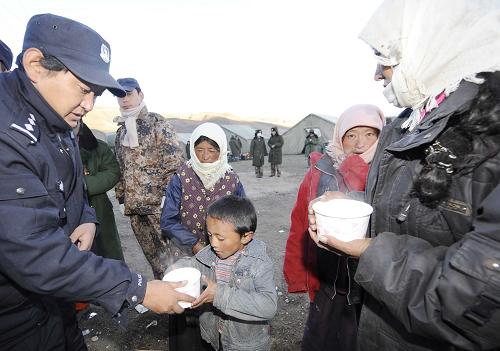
left=359, top=0, right=500, bottom=131
left=188, top=122, right=232, bottom=190
left=326, top=104, right=385, bottom=164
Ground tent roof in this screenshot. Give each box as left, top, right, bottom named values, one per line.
left=314, top=113, right=338, bottom=124
left=221, top=124, right=256, bottom=139
left=283, top=113, right=337, bottom=137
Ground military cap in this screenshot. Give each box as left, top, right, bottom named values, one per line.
left=0, top=39, right=13, bottom=70
left=22, top=13, right=125, bottom=97
left=117, top=77, right=141, bottom=93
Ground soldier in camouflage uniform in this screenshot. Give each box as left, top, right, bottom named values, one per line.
left=114, top=77, right=183, bottom=279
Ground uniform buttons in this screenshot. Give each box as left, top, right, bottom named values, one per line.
left=236, top=279, right=241, bottom=284
left=493, top=262, right=499, bottom=269
left=131, top=295, right=138, bottom=303
left=16, top=187, right=25, bottom=195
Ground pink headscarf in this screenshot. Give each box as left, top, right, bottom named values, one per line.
left=327, top=104, right=385, bottom=164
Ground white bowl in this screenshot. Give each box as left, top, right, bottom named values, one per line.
left=162, top=267, right=201, bottom=308
left=312, top=198, right=373, bottom=242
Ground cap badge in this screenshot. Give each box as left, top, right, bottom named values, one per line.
left=100, top=43, right=110, bottom=63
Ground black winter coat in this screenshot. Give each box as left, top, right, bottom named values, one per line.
left=250, top=137, right=267, bottom=167
left=355, top=81, right=500, bottom=351
left=268, top=134, right=284, bottom=165
left=0, top=70, right=145, bottom=344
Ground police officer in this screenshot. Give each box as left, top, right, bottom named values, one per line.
left=0, top=14, right=193, bottom=350
left=0, top=39, right=12, bottom=72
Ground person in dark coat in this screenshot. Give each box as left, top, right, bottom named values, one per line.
left=229, top=135, right=241, bottom=161
left=309, top=1, right=500, bottom=350
left=268, top=126, right=284, bottom=177
left=76, top=122, right=124, bottom=261
left=250, top=129, right=267, bottom=178
left=0, top=13, right=192, bottom=350
left=0, top=39, right=13, bottom=72
left=236, top=136, right=243, bottom=159
left=185, top=140, right=191, bottom=160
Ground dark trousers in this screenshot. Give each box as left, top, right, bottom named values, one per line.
left=169, top=310, right=212, bottom=351
left=2, top=299, right=87, bottom=351
left=270, top=163, right=281, bottom=177
left=255, top=166, right=263, bottom=178
left=302, top=290, right=361, bottom=351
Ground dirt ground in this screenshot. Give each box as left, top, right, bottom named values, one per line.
left=79, top=154, right=311, bottom=350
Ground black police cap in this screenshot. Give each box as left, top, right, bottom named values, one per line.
left=22, top=13, right=125, bottom=97
left=117, top=77, right=141, bottom=94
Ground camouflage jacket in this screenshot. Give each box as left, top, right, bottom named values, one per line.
left=115, top=106, right=183, bottom=215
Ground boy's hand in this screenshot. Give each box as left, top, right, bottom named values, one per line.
left=191, top=275, right=216, bottom=308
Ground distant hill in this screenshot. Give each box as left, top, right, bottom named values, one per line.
left=84, top=108, right=288, bottom=136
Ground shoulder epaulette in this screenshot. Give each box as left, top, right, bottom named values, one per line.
left=10, top=113, right=40, bottom=143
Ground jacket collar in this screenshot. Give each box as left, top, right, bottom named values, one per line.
left=196, top=239, right=267, bottom=266
left=314, top=154, right=337, bottom=176
left=15, top=69, right=72, bottom=134
left=387, top=81, right=479, bottom=152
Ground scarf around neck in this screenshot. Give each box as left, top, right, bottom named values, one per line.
left=115, top=101, right=146, bottom=148
left=187, top=122, right=232, bottom=190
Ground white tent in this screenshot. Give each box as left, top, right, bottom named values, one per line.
left=281, top=113, right=337, bottom=154
left=220, top=124, right=257, bottom=154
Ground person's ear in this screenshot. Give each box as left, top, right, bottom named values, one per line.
left=22, top=48, right=46, bottom=83
left=240, top=231, right=254, bottom=245
left=138, top=91, right=145, bottom=101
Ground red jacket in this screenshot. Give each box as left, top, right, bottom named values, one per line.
left=283, top=152, right=369, bottom=300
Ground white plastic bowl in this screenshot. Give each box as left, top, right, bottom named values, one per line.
left=162, top=267, right=201, bottom=308
left=312, top=198, right=373, bottom=242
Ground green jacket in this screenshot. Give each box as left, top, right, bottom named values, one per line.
left=304, top=134, right=321, bottom=157
left=80, top=139, right=124, bottom=261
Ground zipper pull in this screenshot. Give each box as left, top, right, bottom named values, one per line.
left=397, top=202, right=411, bottom=222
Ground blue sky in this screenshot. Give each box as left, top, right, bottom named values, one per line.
left=1, top=0, right=401, bottom=125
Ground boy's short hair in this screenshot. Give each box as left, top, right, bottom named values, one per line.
left=206, top=195, right=257, bottom=235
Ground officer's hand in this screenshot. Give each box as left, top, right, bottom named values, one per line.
left=142, top=280, right=195, bottom=314
left=70, top=223, right=96, bottom=251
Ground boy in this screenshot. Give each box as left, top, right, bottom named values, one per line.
left=171, top=195, right=278, bottom=351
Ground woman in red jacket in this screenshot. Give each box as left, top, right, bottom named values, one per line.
left=284, top=104, right=385, bottom=351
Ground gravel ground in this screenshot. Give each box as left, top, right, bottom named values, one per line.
left=79, top=154, right=311, bottom=350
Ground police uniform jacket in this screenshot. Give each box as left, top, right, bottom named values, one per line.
left=0, top=69, right=146, bottom=343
